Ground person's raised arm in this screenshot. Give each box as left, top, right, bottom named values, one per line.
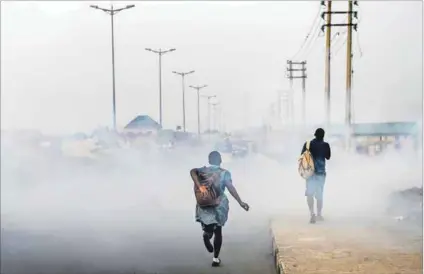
left=224, top=171, right=249, bottom=211
left=190, top=168, right=206, bottom=192
left=325, top=143, right=331, bottom=160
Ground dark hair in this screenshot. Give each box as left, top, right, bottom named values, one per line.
left=314, top=128, right=325, bottom=140
left=208, top=151, right=222, bottom=165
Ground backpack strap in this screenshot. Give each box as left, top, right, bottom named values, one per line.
left=306, top=141, right=311, bottom=151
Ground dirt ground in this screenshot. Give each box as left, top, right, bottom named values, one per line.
left=272, top=216, right=423, bottom=274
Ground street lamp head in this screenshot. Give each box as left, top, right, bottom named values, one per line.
left=188, top=70, right=195, bottom=74
left=90, top=5, right=99, bottom=9
left=145, top=48, right=152, bottom=52
left=126, top=5, right=135, bottom=9
left=169, top=48, right=176, bottom=52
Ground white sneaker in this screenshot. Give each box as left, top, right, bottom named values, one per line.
left=212, top=257, right=221, bottom=267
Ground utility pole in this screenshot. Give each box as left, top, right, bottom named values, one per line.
left=89, top=4, right=135, bottom=131
left=323, top=0, right=332, bottom=128
left=346, top=0, right=354, bottom=149
left=301, top=61, right=307, bottom=126
left=288, top=61, right=294, bottom=126
left=172, top=70, right=195, bottom=132
left=211, top=102, right=220, bottom=132
left=286, top=60, right=307, bottom=126
left=321, top=0, right=358, bottom=130
left=189, top=85, right=208, bottom=136
left=288, top=61, right=294, bottom=90
left=202, top=95, right=217, bottom=134
left=145, top=48, right=176, bottom=128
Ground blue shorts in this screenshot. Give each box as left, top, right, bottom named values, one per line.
left=305, top=174, right=326, bottom=200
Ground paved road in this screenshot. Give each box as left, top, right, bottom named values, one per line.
left=1, top=151, right=277, bottom=274
left=2, top=215, right=275, bottom=274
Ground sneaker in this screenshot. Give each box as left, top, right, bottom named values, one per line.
left=212, top=257, right=221, bottom=267
left=203, top=232, right=214, bottom=253
left=309, top=214, right=316, bottom=224
left=316, top=215, right=324, bottom=222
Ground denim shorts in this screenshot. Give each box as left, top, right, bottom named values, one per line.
left=305, top=174, right=326, bottom=200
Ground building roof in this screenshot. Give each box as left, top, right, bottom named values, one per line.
left=124, top=115, right=161, bottom=130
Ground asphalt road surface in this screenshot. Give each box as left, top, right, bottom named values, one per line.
left=1, top=150, right=277, bottom=274
left=1, top=215, right=275, bottom=274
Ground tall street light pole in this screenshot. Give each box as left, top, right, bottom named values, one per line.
left=145, top=48, right=176, bottom=128
left=172, top=70, right=195, bottom=132
left=202, top=95, right=217, bottom=133
left=90, top=4, right=135, bottom=131
left=189, top=85, right=208, bottom=136
left=211, top=101, right=220, bottom=132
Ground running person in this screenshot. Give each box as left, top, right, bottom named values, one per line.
left=190, top=151, right=249, bottom=267
left=301, top=128, right=331, bottom=224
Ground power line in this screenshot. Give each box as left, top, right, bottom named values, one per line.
left=291, top=3, right=323, bottom=61
left=302, top=35, right=322, bottom=60
left=302, top=6, right=353, bottom=61
left=331, top=30, right=349, bottom=58
left=298, top=18, right=323, bottom=60
left=329, top=16, right=348, bottom=46
left=330, top=30, right=346, bottom=48
left=332, top=36, right=347, bottom=57
left=291, top=6, right=321, bottom=60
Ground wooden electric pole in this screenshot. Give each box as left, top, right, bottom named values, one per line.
left=288, top=61, right=294, bottom=126
left=301, top=61, right=307, bottom=125
left=321, top=0, right=358, bottom=131
left=323, top=0, right=332, bottom=128
left=345, top=0, right=354, bottom=148
left=286, top=60, right=307, bottom=126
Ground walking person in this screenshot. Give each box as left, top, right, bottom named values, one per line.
left=300, top=128, right=331, bottom=224
left=190, top=151, right=249, bottom=267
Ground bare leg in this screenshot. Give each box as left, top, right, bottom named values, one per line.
left=307, top=196, right=316, bottom=224
left=306, top=178, right=317, bottom=224
left=307, top=196, right=315, bottom=215
left=316, top=176, right=325, bottom=220
left=317, top=199, right=323, bottom=216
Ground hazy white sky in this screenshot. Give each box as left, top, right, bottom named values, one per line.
left=1, top=1, right=422, bottom=134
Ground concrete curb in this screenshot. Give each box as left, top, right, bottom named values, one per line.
left=270, top=228, right=286, bottom=274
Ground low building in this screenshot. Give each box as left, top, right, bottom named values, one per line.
left=123, top=115, right=161, bottom=136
